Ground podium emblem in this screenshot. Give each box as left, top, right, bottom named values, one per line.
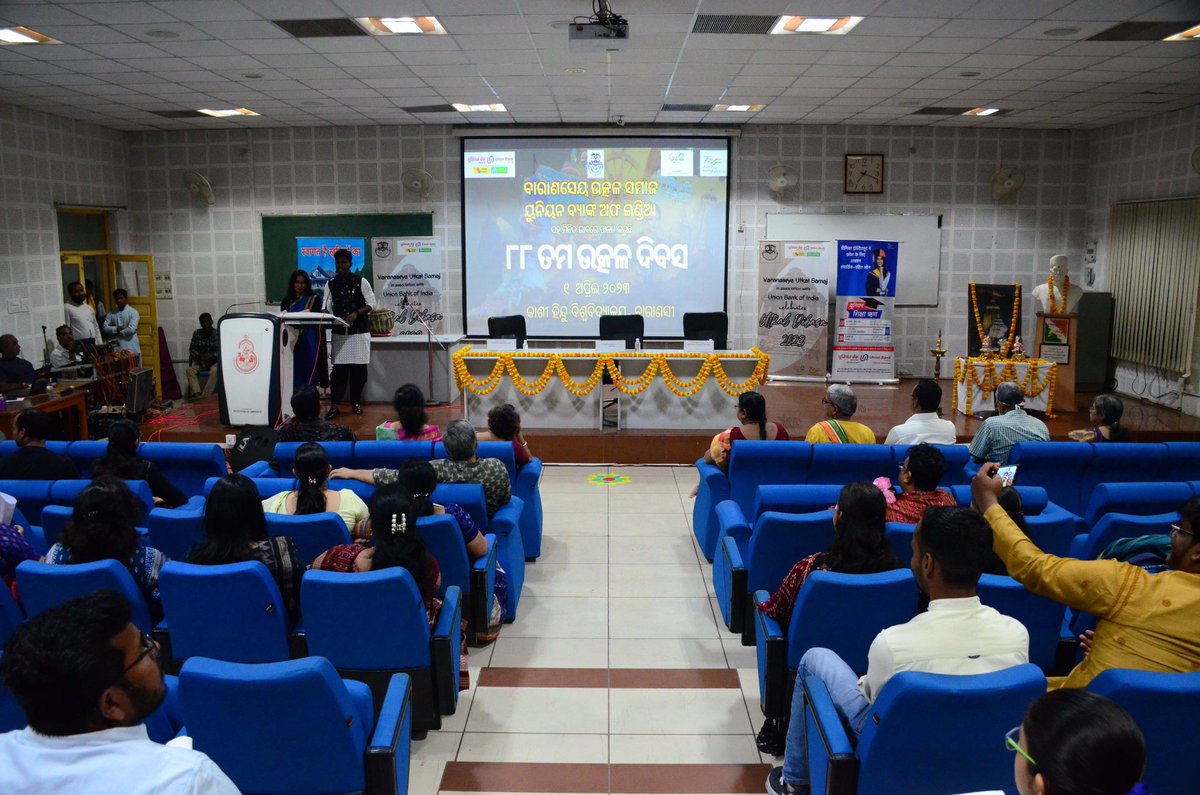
left=233, top=335, right=260, bottom=374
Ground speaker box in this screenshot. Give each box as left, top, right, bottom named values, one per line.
left=228, top=426, right=279, bottom=473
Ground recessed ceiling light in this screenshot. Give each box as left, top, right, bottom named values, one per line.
left=770, top=16, right=862, bottom=35
left=356, top=16, right=446, bottom=35
left=1163, top=23, right=1200, bottom=41
left=963, top=107, right=1001, bottom=116
left=452, top=103, right=507, bottom=112
left=0, top=26, right=61, bottom=45
left=564, top=67, right=587, bottom=75
left=198, top=108, right=261, bottom=117
left=144, top=29, right=181, bottom=39
left=712, top=103, right=765, bottom=112
left=1043, top=27, right=1080, bottom=37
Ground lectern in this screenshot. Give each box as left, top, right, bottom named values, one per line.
left=217, top=312, right=346, bottom=426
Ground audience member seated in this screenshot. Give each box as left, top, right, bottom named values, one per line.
left=477, top=403, right=532, bottom=470
left=974, top=465, right=1200, bottom=688
left=43, top=478, right=169, bottom=622
left=49, top=325, right=79, bottom=369
left=886, top=443, right=957, bottom=524
left=968, top=382, right=1050, bottom=466
left=883, top=379, right=957, bottom=445
left=767, top=505, right=1029, bottom=795
left=0, top=410, right=79, bottom=481
left=705, top=391, right=789, bottom=473
left=92, top=421, right=187, bottom=509
left=0, top=591, right=240, bottom=794
left=400, top=458, right=508, bottom=631
left=804, top=384, right=875, bottom=445
left=274, top=386, right=356, bottom=444
left=310, top=484, right=443, bottom=628
left=376, top=383, right=441, bottom=441
left=336, top=420, right=512, bottom=520
left=0, top=518, right=39, bottom=593
left=185, top=313, right=220, bottom=400
left=261, top=442, right=368, bottom=538
left=0, top=334, right=43, bottom=394
left=189, top=474, right=305, bottom=625
left=1009, top=689, right=1146, bottom=795
left=1069, top=393, right=1129, bottom=443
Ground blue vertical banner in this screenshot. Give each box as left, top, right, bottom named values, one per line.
left=831, top=240, right=898, bottom=380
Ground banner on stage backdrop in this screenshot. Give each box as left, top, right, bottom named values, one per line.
left=370, top=237, right=446, bottom=336
left=756, top=241, right=831, bottom=377
left=831, top=240, right=898, bottom=380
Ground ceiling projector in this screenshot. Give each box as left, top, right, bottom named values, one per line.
left=568, top=20, right=629, bottom=51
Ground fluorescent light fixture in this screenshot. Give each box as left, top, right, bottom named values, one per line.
left=0, top=26, right=61, bottom=45
left=771, top=16, right=862, bottom=35
left=963, top=107, right=1001, bottom=116
left=1163, top=23, right=1200, bottom=41
left=712, top=103, right=765, bottom=112
left=198, top=108, right=261, bottom=117
left=452, top=103, right=507, bottom=112
left=357, top=16, right=446, bottom=35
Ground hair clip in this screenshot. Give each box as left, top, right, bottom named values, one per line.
left=412, top=492, right=431, bottom=500
left=390, top=512, right=406, bottom=535
left=308, top=476, right=318, bottom=485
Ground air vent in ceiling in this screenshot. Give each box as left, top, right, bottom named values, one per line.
left=403, top=104, right=458, bottom=113
left=1088, top=21, right=1193, bottom=41
left=150, top=110, right=208, bottom=118
left=691, top=15, right=778, bottom=35
left=661, top=103, right=715, bottom=112
left=272, top=18, right=368, bottom=38
left=911, top=106, right=973, bottom=116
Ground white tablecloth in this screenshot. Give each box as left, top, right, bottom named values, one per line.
left=954, top=357, right=1055, bottom=417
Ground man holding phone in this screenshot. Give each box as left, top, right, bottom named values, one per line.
left=968, top=382, right=1049, bottom=466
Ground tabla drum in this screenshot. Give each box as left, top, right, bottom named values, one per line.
left=369, top=309, right=396, bottom=336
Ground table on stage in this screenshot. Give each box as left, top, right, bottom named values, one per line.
left=952, top=356, right=1058, bottom=417
left=452, top=347, right=771, bottom=430
left=0, top=389, right=89, bottom=440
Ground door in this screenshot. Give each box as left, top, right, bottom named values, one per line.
left=105, top=255, right=160, bottom=398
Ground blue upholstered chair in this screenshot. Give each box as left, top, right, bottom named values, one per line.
left=437, top=440, right=545, bottom=561
left=432, top=483, right=525, bottom=619
left=976, top=573, right=1064, bottom=673
left=416, top=513, right=497, bottom=643
left=714, top=506, right=835, bottom=643
left=158, top=561, right=293, bottom=665
left=1069, top=511, right=1177, bottom=562
left=179, top=657, right=413, bottom=795
left=947, top=484, right=1049, bottom=515
left=1081, top=443, right=1172, bottom=500
left=1023, top=504, right=1083, bottom=558
left=0, top=440, right=68, bottom=458
left=265, top=512, right=352, bottom=565
left=1008, top=442, right=1095, bottom=515
left=16, top=559, right=156, bottom=632
left=804, top=665, right=1046, bottom=795
left=301, top=569, right=461, bottom=735
left=884, top=522, right=915, bottom=563
left=692, top=457, right=731, bottom=562
left=1087, top=668, right=1200, bottom=795
left=147, top=502, right=207, bottom=563
left=48, top=479, right=156, bottom=525
left=0, top=481, right=53, bottom=525
left=889, top=444, right=972, bottom=486
left=63, top=440, right=109, bottom=474
left=138, top=443, right=228, bottom=498
left=808, top=445, right=891, bottom=485
left=753, top=485, right=844, bottom=517
left=0, top=585, right=24, bottom=647
left=754, top=569, right=918, bottom=719
left=1165, top=442, right=1200, bottom=481
left=1082, top=481, right=1194, bottom=527
left=350, top=440, right=436, bottom=469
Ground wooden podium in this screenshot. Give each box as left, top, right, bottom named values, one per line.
left=1035, top=312, right=1077, bottom=411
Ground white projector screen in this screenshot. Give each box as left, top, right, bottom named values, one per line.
left=461, top=136, right=730, bottom=338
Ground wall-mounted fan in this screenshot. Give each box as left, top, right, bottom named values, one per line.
left=991, top=166, right=1025, bottom=200
left=766, top=164, right=799, bottom=200
left=401, top=167, right=434, bottom=199
left=183, top=170, right=215, bottom=206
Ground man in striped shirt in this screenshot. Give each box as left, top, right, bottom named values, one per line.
left=968, top=382, right=1050, bottom=466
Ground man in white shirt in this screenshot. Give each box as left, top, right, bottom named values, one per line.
left=64, top=280, right=102, bottom=344
left=0, top=591, right=239, bottom=795
left=49, top=325, right=77, bottom=368
left=884, top=379, right=958, bottom=445
left=767, top=506, right=1029, bottom=795
left=103, top=288, right=141, bottom=358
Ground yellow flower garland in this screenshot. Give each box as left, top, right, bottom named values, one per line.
left=969, top=282, right=1021, bottom=353
left=1047, top=274, right=1070, bottom=314
left=452, top=347, right=771, bottom=399
left=953, top=356, right=1057, bottom=418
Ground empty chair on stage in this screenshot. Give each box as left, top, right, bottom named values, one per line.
left=598, top=314, right=644, bottom=349
left=487, top=314, right=527, bottom=349
left=682, top=311, right=728, bottom=349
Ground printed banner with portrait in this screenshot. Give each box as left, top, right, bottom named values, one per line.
left=831, top=240, right=898, bottom=381
left=967, top=283, right=1020, bottom=357
left=756, top=241, right=831, bottom=377
left=370, top=237, right=446, bottom=336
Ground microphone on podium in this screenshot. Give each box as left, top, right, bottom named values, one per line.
left=223, top=300, right=268, bottom=316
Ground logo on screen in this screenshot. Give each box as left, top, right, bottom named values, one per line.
left=233, top=336, right=259, bottom=374
left=374, top=240, right=392, bottom=259
left=586, top=149, right=605, bottom=178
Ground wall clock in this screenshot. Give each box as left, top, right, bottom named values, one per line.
left=844, top=153, right=884, bottom=194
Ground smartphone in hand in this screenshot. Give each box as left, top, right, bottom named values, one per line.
left=997, top=465, right=1017, bottom=487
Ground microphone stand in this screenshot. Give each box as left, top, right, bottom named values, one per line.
left=401, top=295, right=449, bottom=407
left=223, top=300, right=270, bottom=316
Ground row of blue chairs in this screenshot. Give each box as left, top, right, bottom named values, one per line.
left=0, top=439, right=226, bottom=498
left=239, top=439, right=545, bottom=560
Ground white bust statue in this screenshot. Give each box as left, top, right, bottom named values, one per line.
left=1032, top=254, right=1082, bottom=314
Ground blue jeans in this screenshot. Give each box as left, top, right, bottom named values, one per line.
left=783, top=647, right=873, bottom=786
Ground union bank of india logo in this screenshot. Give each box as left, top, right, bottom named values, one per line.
left=234, top=336, right=259, bottom=374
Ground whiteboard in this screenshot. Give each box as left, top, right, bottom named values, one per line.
left=765, top=213, right=943, bottom=306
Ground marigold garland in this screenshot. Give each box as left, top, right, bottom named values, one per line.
left=1047, top=274, right=1070, bottom=314
left=953, top=356, right=1057, bottom=418
left=452, top=347, right=770, bottom=399
left=969, top=282, right=1021, bottom=353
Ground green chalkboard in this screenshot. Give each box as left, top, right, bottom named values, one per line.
left=261, top=213, right=433, bottom=303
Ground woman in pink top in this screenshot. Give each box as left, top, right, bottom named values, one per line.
left=377, top=383, right=441, bottom=441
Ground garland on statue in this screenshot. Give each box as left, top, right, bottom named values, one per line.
left=1047, top=273, right=1070, bottom=314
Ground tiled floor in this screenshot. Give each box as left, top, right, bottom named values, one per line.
left=410, top=465, right=772, bottom=795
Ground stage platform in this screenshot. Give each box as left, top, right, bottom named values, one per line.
left=140, top=380, right=1200, bottom=465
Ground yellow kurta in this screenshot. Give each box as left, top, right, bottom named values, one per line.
left=803, top=420, right=877, bottom=445
left=984, top=503, right=1200, bottom=689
